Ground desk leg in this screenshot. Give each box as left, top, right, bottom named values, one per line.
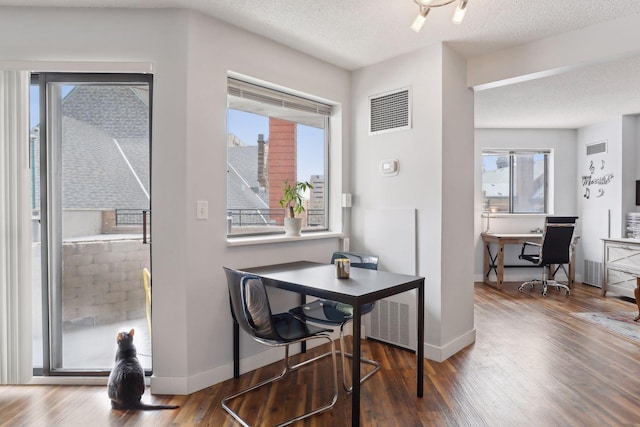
left=635, top=278, right=640, bottom=322
left=233, top=319, right=239, bottom=379
left=483, top=244, right=491, bottom=286
left=351, top=304, right=362, bottom=426
left=496, top=243, right=505, bottom=289
left=417, top=280, right=424, bottom=398
left=484, top=243, right=499, bottom=288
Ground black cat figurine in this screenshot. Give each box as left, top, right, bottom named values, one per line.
left=107, top=329, right=178, bottom=410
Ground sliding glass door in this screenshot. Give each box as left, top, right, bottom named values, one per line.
left=32, top=73, right=152, bottom=375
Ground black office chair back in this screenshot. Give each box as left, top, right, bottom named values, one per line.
left=539, top=217, right=577, bottom=265
left=224, top=267, right=278, bottom=342
left=546, top=216, right=579, bottom=225
left=330, top=251, right=379, bottom=271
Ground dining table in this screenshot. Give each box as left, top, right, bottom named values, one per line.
left=234, top=260, right=425, bottom=426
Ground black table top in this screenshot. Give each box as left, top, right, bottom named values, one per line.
left=242, top=261, right=424, bottom=305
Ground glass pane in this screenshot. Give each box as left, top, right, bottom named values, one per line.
left=481, top=154, right=509, bottom=213
left=30, top=82, right=43, bottom=372
left=513, top=153, right=545, bottom=213
left=48, top=82, right=151, bottom=372
left=226, top=106, right=327, bottom=235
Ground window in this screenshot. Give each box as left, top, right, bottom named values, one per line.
left=226, top=77, right=330, bottom=236
left=482, top=150, right=549, bottom=213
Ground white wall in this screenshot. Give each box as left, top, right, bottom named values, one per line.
left=575, top=116, right=640, bottom=281
left=352, top=43, right=475, bottom=361
left=576, top=119, right=622, bottom=239
left=176, top=11, right=351, bottom=393
left=622, top=116, right=638, bottom=223
left=474, top=129, right=577, bottom=282
left=0, top=6, right=351, bottom=394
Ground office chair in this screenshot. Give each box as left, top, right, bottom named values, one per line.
left=289, top=251, right=381, bottom=392
left=221, top=267, right=338, bottom=427
left=518, top=216, right=578, bottom=296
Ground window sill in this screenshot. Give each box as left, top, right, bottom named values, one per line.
left=226, top=231, right=344, bottom=247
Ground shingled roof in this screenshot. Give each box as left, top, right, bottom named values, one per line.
left=227, top=145, right=268, bottom=210
left=59, top=85, right=150, bottom=210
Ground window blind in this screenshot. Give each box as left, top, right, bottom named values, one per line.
left=227, top=77, right=332, bottom=116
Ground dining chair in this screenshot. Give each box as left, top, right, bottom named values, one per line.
left=222, top=267, right=338, bottom=427
left=142, top=268, right=152, bottom=338
left=288, top=251, right=381, bottom=392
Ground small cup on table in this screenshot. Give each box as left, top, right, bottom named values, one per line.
left=335, top=258, right=350, bottom=279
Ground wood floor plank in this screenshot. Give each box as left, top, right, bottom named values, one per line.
left=2, top=282, right=640, bottom=426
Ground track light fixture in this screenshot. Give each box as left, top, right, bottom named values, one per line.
left=410, top=0, right=469, bottom=33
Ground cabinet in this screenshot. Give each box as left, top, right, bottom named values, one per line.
left=603, top=238, right=640, bottom=299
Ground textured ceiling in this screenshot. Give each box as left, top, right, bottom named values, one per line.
left=3, top=0, right=640, bottom=128
left=476, top=55, right=640, bottom=129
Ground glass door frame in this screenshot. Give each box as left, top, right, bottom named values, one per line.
left=35, top=72, right=153, bottom=376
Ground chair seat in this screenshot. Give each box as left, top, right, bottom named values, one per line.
left=272, top=313, right=332, bottom=341
left=290, top=300, right=375, bottom=325
left=519, top=254, right=540, bottom=264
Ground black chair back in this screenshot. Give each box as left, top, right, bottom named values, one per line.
left=539, top=217, right=577, bottom=265
left=546, top=216, right=579, bottom=224
left=330, top=251, right=379, bottom=271
left=330, top=251, right=378, bottom=314
left=224, top=267, right=278, bottom=342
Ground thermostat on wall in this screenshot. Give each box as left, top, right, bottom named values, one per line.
left=380, top=159, right=399, bottom=176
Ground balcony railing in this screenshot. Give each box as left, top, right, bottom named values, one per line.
left=227, top=209, right=325, bottom=228
left=115, top=209, right=151, bottom=243
left=116, top=209, right=150, bottom=226
left=227, top=208, right=283, bottom=227
left=306, top=209, right=325, bottom=227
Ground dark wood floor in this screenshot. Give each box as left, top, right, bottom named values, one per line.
left=2, top=282, right=640, bottom=426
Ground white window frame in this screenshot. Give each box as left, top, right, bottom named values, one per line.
left=225, top=73, right=343, bottom=245
left=482, top=149, right=551, bottom=214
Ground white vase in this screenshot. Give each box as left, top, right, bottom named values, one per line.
left=284, top=217, right=302, bottom=236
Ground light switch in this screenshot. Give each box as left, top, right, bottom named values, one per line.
left=342, top=193, right=352, bottom=208
left=196, top=200, right=208, bottom=220
left=380, top=159, right=399, bottom=176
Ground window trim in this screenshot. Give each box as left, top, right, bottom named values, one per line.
left=225, top=73, right=337, bottom=240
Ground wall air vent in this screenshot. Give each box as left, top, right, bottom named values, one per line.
left=369, top=87, right=411, bottom=135
left=583, top=259, right=603, bottom=287
left=586, top=140, right=607, bottom=156
left=369, top=299, right=412, bottom=350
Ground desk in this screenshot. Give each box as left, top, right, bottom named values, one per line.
left=237, top=261, right=425, bottom=427
left=481, top=233, right=576, bottom=289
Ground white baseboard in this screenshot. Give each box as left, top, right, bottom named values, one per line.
left=424, top=328, right=476, bottom=363
left=151, top=330, right=342, bottom=396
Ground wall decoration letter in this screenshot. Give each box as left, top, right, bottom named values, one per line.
left=582, top=151, right=613, bottom=200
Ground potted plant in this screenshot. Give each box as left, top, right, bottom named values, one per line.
left=279, top=180, right=313, bottom=236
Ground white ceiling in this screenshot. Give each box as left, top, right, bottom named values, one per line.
left=3, top=0, right=640, bottom=129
